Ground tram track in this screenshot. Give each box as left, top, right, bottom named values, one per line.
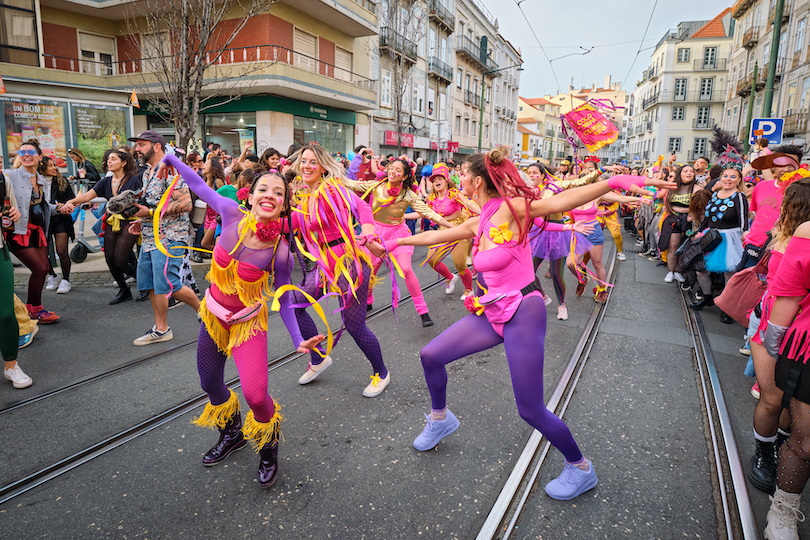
left=0, top=273, right=446, bottom=506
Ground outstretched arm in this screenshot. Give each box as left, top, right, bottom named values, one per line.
left=396, top=217, right=478, bottom=248
left=163, top=154, right=239, bottom=221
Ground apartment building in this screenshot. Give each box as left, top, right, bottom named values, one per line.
left=517, top=97, right=567, bottom=163
left=449, top=0, right=520, bottom=159
left=0, top=0, right=379, bottom=173
left=726, top=0, right=810, bottom=150
left=627, top=10, right=732, bottom=165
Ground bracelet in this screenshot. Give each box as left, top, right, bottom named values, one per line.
left=149, top=208, right=154, bottom=218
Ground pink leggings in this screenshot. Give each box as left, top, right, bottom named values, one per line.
left=197, top=321, right=276, bottom=422
left=369, top=248, right=428, bottom=315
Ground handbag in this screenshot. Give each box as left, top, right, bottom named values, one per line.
left=715, top=250, right=771, bottom=327
left=699, top=228, right=722, bottom=253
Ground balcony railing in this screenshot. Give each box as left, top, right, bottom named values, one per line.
left=455, top=35, right=498, bottom=73
left=693, top=58, right=728, bottom=71
left=793, top=49, right=804, bottom=70
left=642, top=94, right=659, bottom=110
left=465, top=89, right=479, bottom=107
left=742, top=26, right=762, bottom=48
left=732, top=0, right=754, bottom=18
left=634, top=124, right=644, bottom=135
left=428, top=0, right=455, bottom=32
left=545, top=129, right=554, bottom=137
left=380, top=27, right=418, bottom=63
left=648, top=65, right=659, bottom=80
left=428, top=56, right=453, bottom=83
left=351, top=0, right=377, bottom=14
left=692, top=117, right=715, bottom=130
left=42, top=44, right=378, bottom=92
left=659, top=90, right=725, bottom=103
left=784, top=112, right=808, bottom=133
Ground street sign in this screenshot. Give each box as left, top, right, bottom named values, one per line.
left=621, top=160, right=628, bottom=166
left=750, top=118, right=784, bottom=145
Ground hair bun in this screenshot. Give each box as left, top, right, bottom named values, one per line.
left=487, top=146, right=508, bottom=166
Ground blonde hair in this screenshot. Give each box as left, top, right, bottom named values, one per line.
left=68, top=148, right=87, bottom=162
left=290, top=144, right=346, bottom=181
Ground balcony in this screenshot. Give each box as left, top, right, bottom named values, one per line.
left=646, top=121, right=653, bottom=132
left=380, top=27, right=417, bottom=64
left=769, top=0, right=792, bottom=24
left=793, top=49, right=804, bottom=70
left=784, top=113, right=808, bottom=134
left=742, top=26, right=762, bottom=48
left=642, top=93, right=659, bottom=110
left=428, top=56, right=453, bottom=84
left=428, top=0, right=455, bottom=33
left=693, top=58, right=728, bottom=71
left=692, top=117, right=715, bottom=130
left=634, top=124, right=644, bottom=135
left=736, top=73, right=754, bottom=96
left=40, top=43, right=378, bottom=111
left=648, top=65, right=659, bottom=81
left=732, top=0, right=755, bottom=18
left=465, top=89, right=479, bottom=107
left=659, top=90, right=725, bottom=103
left=545, top=129, right=554, bottom=137
left=455, top=35, right=498, bottom=73
left=278, top=0, right=378, bottom=37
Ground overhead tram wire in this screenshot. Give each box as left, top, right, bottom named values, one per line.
left=513, top=0, right=561, bottom=91
left=620, top=0, right=660, bottom=90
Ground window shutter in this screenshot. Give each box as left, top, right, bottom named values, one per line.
left=335, top=46, right=352, bottom=82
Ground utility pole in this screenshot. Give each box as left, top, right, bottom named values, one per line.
left=743, top=62, right=759, bottom=154
left=762, top=0, right=785, bottom=118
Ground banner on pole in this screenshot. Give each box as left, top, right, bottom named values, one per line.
left=560, top=100, right=621, bottom=153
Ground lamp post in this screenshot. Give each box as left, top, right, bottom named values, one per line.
left=477, top=64, right=523, bottom=153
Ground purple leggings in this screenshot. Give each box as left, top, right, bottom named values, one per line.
left=196, top=322, right=276, bottom=422
left=293, top=260, right=387, bottom=377
left=420, top=295, right=582, bottom=462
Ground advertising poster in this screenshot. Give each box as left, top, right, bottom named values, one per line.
left=74, top=105, right=128, bottom=169
left=4, top=100, right=68, bottom=170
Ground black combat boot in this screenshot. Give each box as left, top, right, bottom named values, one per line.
left=202, top=413, right=247, bottom=466
left=257, top=442, right=279, bottom=489
left=748, top=439, right=777, bottom=494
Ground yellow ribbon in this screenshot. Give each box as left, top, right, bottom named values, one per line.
left=369, top=373, right=381, bottom=387
left=270, top=284, right=333, bottom=358
left=470, top=297, right=485, bottom=316
left=106, top=213, right=131, bottom=233
left=488, top=223, right=513, bottom=244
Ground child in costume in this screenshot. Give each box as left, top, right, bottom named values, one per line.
left=393, top=148, right=674, bottom=501
left=164, top=154, right=323, bottom=490
left=288, top=144, right=392, bottom=397
left=344, top=156, right=454, bottom=327
left=422, top=163, right=480, bottom=300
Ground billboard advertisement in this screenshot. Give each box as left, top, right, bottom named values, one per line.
left=74, top=104, right=129, bottom=169
left=4, top=100, right=68, bottom=170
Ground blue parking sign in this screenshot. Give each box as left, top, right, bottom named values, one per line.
left=750, top=118, right=784, bottom=145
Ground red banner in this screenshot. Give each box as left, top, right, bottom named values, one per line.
left=561, top=102, right=619, bottom=153
left=447, top=141, right=459, bottom=153
left=384, top=130, right=414, bottom=147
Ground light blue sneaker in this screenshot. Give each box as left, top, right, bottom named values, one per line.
left=18, top=327, right=38, bottom=349
left=413, top=410, right=460, bottom=451
left=544, top=460, right=598, bottom=500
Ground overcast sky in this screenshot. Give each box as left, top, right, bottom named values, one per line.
left=482, top=0, right=734, bottom=97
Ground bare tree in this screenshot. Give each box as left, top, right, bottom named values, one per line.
left=379, top=0, right=427, bottom=155
left=125, top=0, right=275, bottom=149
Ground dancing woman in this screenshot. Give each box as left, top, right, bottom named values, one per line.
left=289, top=144, right=391, bottom=397
left=393, top=148, right=673, bottom=500
left=346, top=156, right=453, bottom=327
left=422, top=163, right=480, bottom=300
left=164, top=154, right=322, bottom=490
left=658, top=165, right=701, bottom=284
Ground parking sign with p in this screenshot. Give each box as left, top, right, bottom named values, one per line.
left=750, top=118, right=784, bottom=145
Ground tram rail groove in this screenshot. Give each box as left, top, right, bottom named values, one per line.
left=0, top=277, right=445, bottom=506
left=679, top=290, right=758, bottom=539
left=473, top=245, right=618, bottom=540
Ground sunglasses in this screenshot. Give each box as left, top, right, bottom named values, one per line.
left=18, top=149, right=37, bottom=157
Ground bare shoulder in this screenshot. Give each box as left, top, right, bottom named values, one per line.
left=794, top=221, right=810, bottom=239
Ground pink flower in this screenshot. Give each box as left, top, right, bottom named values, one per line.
left=236, top=187, right=250, bottom=201
left=255, top=220, right=282, bottom=242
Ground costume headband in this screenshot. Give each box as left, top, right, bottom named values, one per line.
left=430, top=163, right=450, bottom=181
left=717, top=145, right=743, bottom=171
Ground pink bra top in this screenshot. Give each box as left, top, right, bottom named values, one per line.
left=570, top=203, right=599, bottom=222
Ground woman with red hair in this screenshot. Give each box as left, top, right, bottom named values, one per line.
left=393, top=147, right=674, bottom=500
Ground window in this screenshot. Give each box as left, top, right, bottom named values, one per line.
left=797, top=19, right=806, bottom=54
left=456, top=68, right=462, bottom=88
left=755, top=95, right=763, bottom=118
left=464, top=117, right=469, bottom=135
left=696, top=106, right=710, bottom=127
left=334, top=46, right=353, bottom=82
left=485, top=85, right=490, bottom=103
left=79, top=32, right=115, bottom=76
left=484, top=124, right=489, bottom=139
left=787, top=83, right=797, bottom=114
left=455, top=114, right=461, bottom=133
left=672, top=107, right=685, bottom=120
left=693, top=138, right=706, bottom=157
left=703, top=47, right=717, bottom=68
left=0, top=0, right=38, bottom=66
left=465, top=74, right=470, bottom=92
left=699, top=78, right=713, bottom=100
left=763, top=42, right=770, bottom=66
left=675, top=78, right=687, bottom=100
left=472, top=119, right=477, bottom=136
left=428, top=87, right=435, bottom=118
left=141, top=32, right=171, bottom=72
left=440, top=92, right=446, bottom=120
left=677, top=48, right=690, bottom=63
left=800, top=77, right=810, bottom=112
left=294, top=28, right=318, bottom=72
left=380, top=69, right=392, bottom=108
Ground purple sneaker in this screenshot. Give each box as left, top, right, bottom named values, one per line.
left=544, top=460, right=598, bottom=500
left=413, top=410, right=459, bottom=451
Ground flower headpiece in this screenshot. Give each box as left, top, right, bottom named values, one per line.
left=717, top=145, right=744, bottom=171
left=584, top=156, right=600, bottom=164
left=430, top=163, right=450, bottom=181
left=778, top=166, right=810, bottom=193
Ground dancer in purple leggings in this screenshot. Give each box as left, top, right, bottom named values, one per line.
left=393, top=148, right=674, bottom=500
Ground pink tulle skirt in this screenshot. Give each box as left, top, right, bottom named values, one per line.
left=529, top=228, right=592, bottom=261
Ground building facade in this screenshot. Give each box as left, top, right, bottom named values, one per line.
left=627, top=10, right=732, bottom=166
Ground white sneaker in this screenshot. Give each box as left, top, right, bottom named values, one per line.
left=557, top=304, right=568, bottom=320
left=543, top=294, right=553, bottom=306
left=56, top=280, right=72, bottom=294
left=765, top=489, right=804, bottom=540
left=664, top=272, right=675, bottom=283
left=4, top=363, right=32, bottom=388
left=673, top=272, right=685, bottom=283
left=298, top=355, right=332, bottom=384
left=133, top=326, right=173, bottom=346
left=125, top=275, right=136, bottom=284
left=45, top=275, right=59, bottom=291
left=460, top=290, right=473, bottom=301
left=445, top=274, right=459, bottom=295
left=617, top=252, right=626, bottom=261
left=362, top=371, right=390, bottom=397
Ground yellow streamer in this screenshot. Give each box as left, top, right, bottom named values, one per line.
left=271, top=284, right=333, bottom=358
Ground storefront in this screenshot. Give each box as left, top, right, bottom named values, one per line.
left=0, top=93, right=132, bottom=173
left=142, top=94, right=357, bottom=157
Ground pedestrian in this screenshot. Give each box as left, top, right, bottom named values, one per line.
left=659, top=165, right=701, bottom=284
left=126, top=131, right=200, bottom=344
left=40, top=156, right=75, bottom=294
left=1, top=171, right=33, bottom=388
left=5, top=140, right=59, bottom=323
left=396, top=147, right=673, bottom=500
left=693, top=157, right=710, bottom=184
left=67, top=148, right=101, bottom=184
left=259, top=147, right=282, bottom=171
